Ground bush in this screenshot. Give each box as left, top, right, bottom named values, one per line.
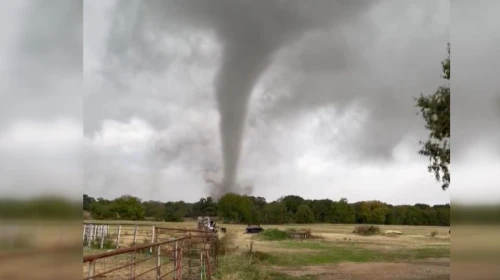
left=353, top=225, right=380, bottom=236
left=218, top=231, right=238, bottom=255
left=87, top=237, right=115, bottom=249
left=258, top=229, right=291, bottom=241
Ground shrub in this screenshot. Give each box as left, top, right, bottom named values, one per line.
left=258, top=229, right=291, bottom=241
left=88, top=237, right=115, bottom=249
left=218, top=231, right=238, bottom=255
left=353, top=225, right=380, bottom=236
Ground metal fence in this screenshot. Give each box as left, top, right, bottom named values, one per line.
left=83, top=228, right=219, bottom=280
left=83, top=223, right=158, bottom=253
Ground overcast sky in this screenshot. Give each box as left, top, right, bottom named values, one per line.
left=1, top=1, right=497, bottom=205
left=0, top=0, right=82, bottom=200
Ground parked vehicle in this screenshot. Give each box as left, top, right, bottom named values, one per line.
left=245, top=224, right=263, bottom=234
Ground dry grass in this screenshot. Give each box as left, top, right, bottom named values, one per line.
left=84, top=221, right=455, bottom=279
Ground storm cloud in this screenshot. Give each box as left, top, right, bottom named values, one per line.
left=84, top=0, right=455, bottom=204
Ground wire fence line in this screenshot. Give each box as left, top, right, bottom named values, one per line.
left=83, top=224, right=219, bottom=280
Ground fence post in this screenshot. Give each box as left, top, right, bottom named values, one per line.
left=133, top=225, right=138, bottom=246
left=150, top=225, right=156, bottom=253
left=88, top=260, right=95, bottom=280
left=174, top=241, right=178, bottom=279
left=100, top=226, right=105, bottom=249
left=130, top=250, right=136, bottom=278
left=156, top=244, right=161, bottom=279
left=200, top=252, right=204, bottom=280
left=93, top=224, right=97, bottom=243
left=116, top=225, right=122, bottom=249
left=83, top=224, right=86, bottom=241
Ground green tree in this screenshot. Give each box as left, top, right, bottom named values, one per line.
left=389, top=206, right=408, bottom=225
left=142, top=200, right=165, bottom=221
left=262, top=201, right=288, bottom=224
left=83, top=194, right=95, bottom=212
left=310, top=199, right=333, bottom=223
left=281, top=195, right=305, bottom=216
left=357, top=201, right=389, bottom=224
left=217, top=193, right=253, bottom=223
left=415, top=43, right=450, bottom=190
left=90, top=198, right=114, bottom=220
left=164, top=201, right=187, bottom=222
left=295, top=204, right=314, bottom=223
left=110, top=195, right=145, bottom=220
left=329, top=198, right=355, bottom=224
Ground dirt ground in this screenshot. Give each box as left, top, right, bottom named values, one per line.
left=271, top=258, right=450, bottom=280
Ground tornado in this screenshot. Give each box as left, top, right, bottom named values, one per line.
left=100, top=0, right=379, bottom=198
left=210, top=3, right=308, bottom=197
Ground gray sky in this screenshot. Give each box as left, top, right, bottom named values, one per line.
left=83, top=0, right=454, bottom=205
left=2, top=1, right=496, bottom=205
left=451, top=0, right=500, bottom=204
left=0, top=0, right=82, bottom=200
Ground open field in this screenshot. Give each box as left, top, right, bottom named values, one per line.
left=84, top=221, right=453, bottom=279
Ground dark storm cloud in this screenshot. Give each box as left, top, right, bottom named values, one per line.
left=84, top=0, right=451, bottom=202
left=93, top=0, right=383, bottom=196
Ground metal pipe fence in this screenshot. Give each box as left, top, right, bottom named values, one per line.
left=83, top=223, right=159, bottom=254
left=83, top=229, right=219, bottom=280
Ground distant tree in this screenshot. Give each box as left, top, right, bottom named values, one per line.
left=310, top=199, right=333, bottom=223
left=193, top=197, right=218, bottom=217
left=262, top=201, right=288, bottom=224
left=415, top=43, right=450, bottom=190
left=164, top=201, right=187, bottom=222
left=110, top=195, right=145, bottom=220
left=217, top=193, right=253, bottom=223
left=90, top=198, right=114, bottom=220
left=435, top=204, right=450, bottom=226
left=330, top=198, right=355, bottom=224
left=83, top=194, right=95, bottom=212
left=281, top=195, right=306, bottom=216
left=142, top=200, right=165, bottom=221
left=295, top=204, right=314, bottom=224
left=389, top=206, right=409, bottom=225
left=84, top=192, right=451, bottom=226
left=357, top=201, right=389, bottom=224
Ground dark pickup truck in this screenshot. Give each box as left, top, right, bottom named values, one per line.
left=245, top=224, right=263, bottom=234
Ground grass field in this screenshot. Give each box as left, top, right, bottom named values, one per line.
left=84, top=221, right=452, bottom=279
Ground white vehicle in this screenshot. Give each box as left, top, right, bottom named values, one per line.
left=197, top=216, right=218, bottom=233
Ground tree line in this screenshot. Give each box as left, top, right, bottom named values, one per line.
left=84, top=193, right=451, bottom=226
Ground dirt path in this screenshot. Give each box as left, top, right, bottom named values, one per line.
left=271, top=258, right=450, bottom=280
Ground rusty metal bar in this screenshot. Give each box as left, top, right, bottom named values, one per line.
left=83, top=236, right=190, bottom=263
left=83, top=255, right=157, bottom=280
left=155, top=227, right=208, bottom=233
